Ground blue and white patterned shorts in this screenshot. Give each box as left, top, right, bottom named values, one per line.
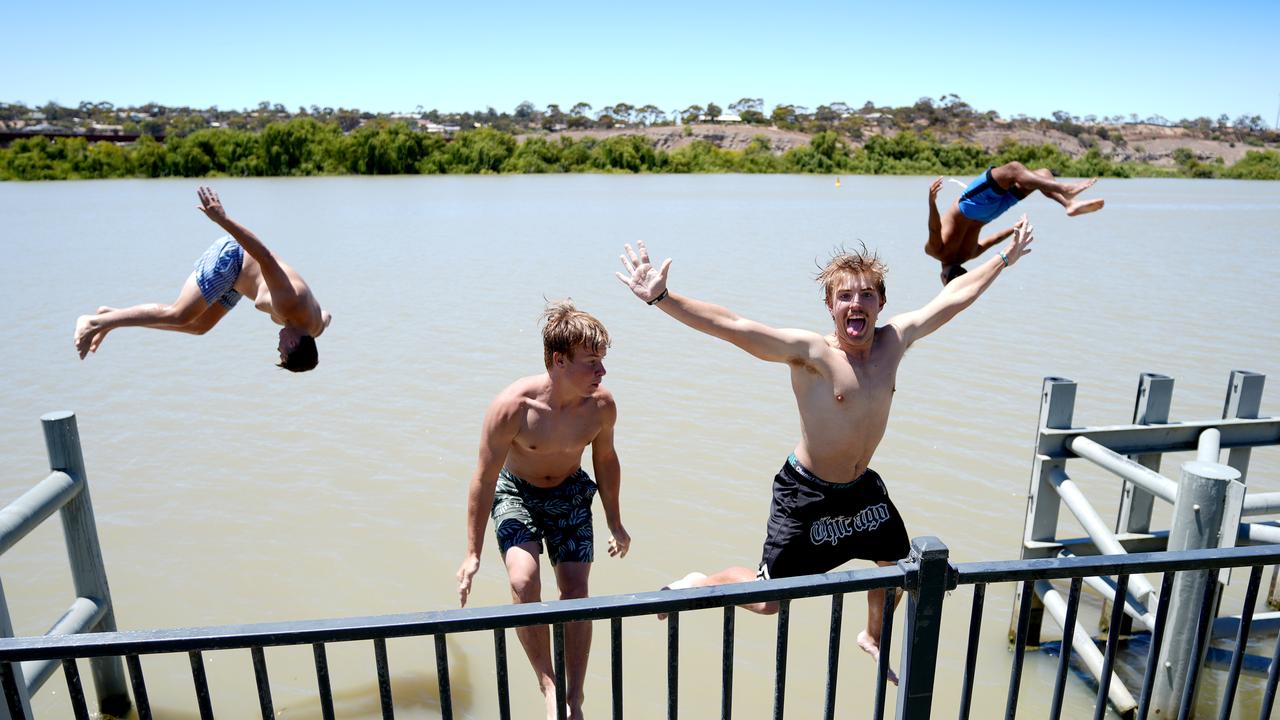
left=491, top=468, right=597, bottom=565
left=193, top=236, right=244, bottom=309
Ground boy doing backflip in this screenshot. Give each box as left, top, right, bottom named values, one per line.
left=926, top=161, right=1101, bottom=284
left=74, top=186, right=331, bottom=371
left=456, top=301, right=631, bottom=720
left=617, top=225, right=1031, bottom=681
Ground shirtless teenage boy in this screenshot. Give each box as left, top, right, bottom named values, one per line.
left=616, top=227, right=1032, bottom=681
left=926, top=161, right=1100, bottom=284
left=456, top=301, right=631, bottom=720
left=74, top=186, right=331, bottom=371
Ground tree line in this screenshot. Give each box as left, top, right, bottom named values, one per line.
left=4, top=96, right=1275, bottom=145
left=4, top=117, right=1278, bottom=181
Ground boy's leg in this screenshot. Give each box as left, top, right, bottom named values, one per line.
left=553, top=561, right=592, bottom=719
left=74, top=273, right=211, bottom=357
left=503, top=543, right=560, bottom=720
left=660, top=565, right=779, bottom=616
left=857, top=560, right=904, bottom=685
left=992, top=161, right=1104, bottom=215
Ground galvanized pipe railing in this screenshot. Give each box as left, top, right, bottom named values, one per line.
left=0, top=412, right=129, bottom=719
left=1047, top=467, right=1160, bottom=605
left=1066, top=436, right=1177, bottom=503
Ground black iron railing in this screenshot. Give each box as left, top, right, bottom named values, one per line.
left=4, top=539, right=1280, bottom=720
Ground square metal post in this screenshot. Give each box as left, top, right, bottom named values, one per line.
left=1013, top=378, right=1076, bottom=644
left=895, top=537, right=952, bottom=720
left=1107, top=373, right=1172, bottom=636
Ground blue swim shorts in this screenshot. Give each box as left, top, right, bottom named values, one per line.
left=193, top=236, right=244, bottom=309
left=491, top=468, right=597, bottom=565
left=957, top=167, right=1025, bottom=224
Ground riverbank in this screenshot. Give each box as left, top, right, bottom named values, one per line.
left=4, top=119, right=1279, bottom=180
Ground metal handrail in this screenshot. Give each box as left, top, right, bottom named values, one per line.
left=0, top=565, right=907, bottom=662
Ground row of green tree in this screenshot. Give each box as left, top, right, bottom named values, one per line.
left=4, top=119, right=1279, bottom=180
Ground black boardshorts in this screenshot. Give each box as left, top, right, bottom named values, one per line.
left=757, top=454, right=910, bottom=580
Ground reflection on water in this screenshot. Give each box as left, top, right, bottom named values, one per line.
left=1, top=175, right=1278, bottom=718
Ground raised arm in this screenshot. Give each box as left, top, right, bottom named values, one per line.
left=892, top=215, right=1034, bottom=347
left=455, top=394, right=522, bottom=607
left=976, top=223, right=1018, bottom=254
left=616, top=241, right=820, bottom=363
left=196, top=187, right=303, bottom=313
left=590, top=396, right=629, bottom=559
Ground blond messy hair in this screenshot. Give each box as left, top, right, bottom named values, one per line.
left=815, top=243, right=888, bottom=306
left=541, top=300, right=611, bottom=369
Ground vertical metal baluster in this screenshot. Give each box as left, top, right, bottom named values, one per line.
left=188, top=651, right=214, bottom=720
left=553, top=624, right=567, bottom=720
left=1005, top=580, right=1035, bottom=720
left=722, top=606, right=736, bottom=720
left=668, top=611, right=679, bottom=720
left=2, top=662, right=30, bottom=720
left=873, top=587, right=897, bottom=720
left=1218, top=566, right=1263, bottom=720
left=1137, top=572, right=1176, bottom=720
left=1259, top=607, right=1280, bottom=720
left=1094, top=574, right=1130, bottom=720
left=823, top=593, right=844, bottom=720
left=127, top=654, right=154, bottom=720
left=374, top=638, right=394, bottom=719
left=249, top=647, right=273, bottom=720
left=313, top=643, right=335, bottom=720
left=958, top=583, right=987, bottom=720
left=773, top=599, right=791, bottom=720
left=1048, top=578, right=1083, bottom=720
left=611, top=617, right=623, bottom=720
left=1177, top=570, right=1220, bottom=720
left=494, top=629, right=511, bottom=720
left=61, top=659, right=90, bottom=720
left=434, top=634, right=453, bottom=720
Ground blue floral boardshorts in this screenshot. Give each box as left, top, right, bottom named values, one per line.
left=492, top=468, right=597, bottom=565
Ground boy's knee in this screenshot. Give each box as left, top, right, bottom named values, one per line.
left=557, top=575, right=589, bottom=600
left=507, top=568, right=542, bottom=603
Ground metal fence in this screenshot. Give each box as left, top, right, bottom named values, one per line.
left=3, top=538, right=1280, bottom=720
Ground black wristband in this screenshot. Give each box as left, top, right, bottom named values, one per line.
left=647, top=288, right=669, bottom=306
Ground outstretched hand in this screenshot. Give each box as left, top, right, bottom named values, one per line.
left=1002, top=215, right=1034, bottom=267
left=615, top=241, right=671, bottom=304
left=196, top=186, right=229, bottom=224
left=928, top=176, right=943, bottom=203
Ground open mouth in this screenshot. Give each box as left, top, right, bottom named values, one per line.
left=846, top=316, right=867, bottom=336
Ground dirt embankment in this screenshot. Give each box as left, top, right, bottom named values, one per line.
left=526, top=123, right=1272, bottom=167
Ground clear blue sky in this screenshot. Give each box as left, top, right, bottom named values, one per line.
left=6, top=0, right=1278, bottom=125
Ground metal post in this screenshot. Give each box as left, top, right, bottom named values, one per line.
left=0, top=580, right=33, bottom=720
left=40, top=412, right=130, bottom=718
left=1014, top=378, right=1076, bottom=644
left=1151, top=460, right=1242, bottom=717
left=896, top=536, right=951, bottom=720
left=1222, top=371, right=1272, bottom=607
left=1117, top=372, right=1173, bottom=535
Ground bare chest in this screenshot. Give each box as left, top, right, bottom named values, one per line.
left=515, top=411, right=600, bottom=455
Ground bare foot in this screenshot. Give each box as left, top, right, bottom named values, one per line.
left=1061, top=177, right=1098, bottom=199
left=857, top=629, right=899, bottom=685
left=657, top=572, right=707, bottom=621
left=74, top=315, right=100, bottom=359
left=1066, top=197, right=1105, bottom=217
